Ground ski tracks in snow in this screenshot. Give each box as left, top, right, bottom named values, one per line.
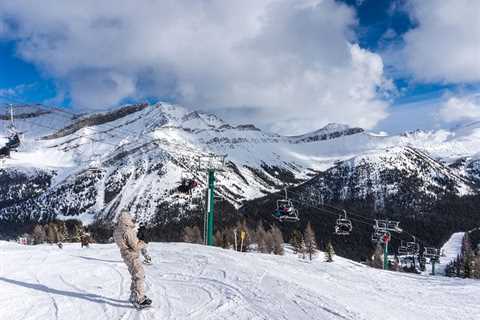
left=1, top=241, right=479, bottom=320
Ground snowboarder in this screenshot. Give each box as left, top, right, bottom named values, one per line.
left=113, top=210, right=152, bottom=309
left=137, top=223, right=152, bottom=265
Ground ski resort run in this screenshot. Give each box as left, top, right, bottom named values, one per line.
left=0, top=241, right=479, bottom=320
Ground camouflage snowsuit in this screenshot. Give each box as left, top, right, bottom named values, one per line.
left=113, top=212, right=146, bottom=302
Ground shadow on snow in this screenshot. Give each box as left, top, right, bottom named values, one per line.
left=0, top=277, right=133, bottom=309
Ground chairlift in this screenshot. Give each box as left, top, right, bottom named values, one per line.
left=371, top=228, right=390, bottom=243
left=335, top=210, right=352, bottom=235
left=406, top=242, right=419, bottom=255
left=87, top=162, right=104, bottom=174
left=423, top=247, right=439, bottom=258
left=177, top=172, right=198, bottom=194
left=0, top=106, right=21, bottom=159
left=398, top=241, right=409, bottom=255
left=273, top=188, right=299, bottom=222
left=86, top=139, right=104, bottom=174
left=374, top=219, right=402, bottom=233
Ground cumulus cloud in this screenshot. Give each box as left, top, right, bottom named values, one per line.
left=402, top=0, right=480, bottom=83
left=0, top=83, right=33, bottom=100
left=439, top=94, right=480, bottom=123
left=0, top=0, right=392, bottom=133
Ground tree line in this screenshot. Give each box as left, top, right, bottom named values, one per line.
left=184, top=220, right=336, bottom=262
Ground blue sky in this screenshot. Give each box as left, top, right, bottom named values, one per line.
left=0, top=0, right=478, bottom=134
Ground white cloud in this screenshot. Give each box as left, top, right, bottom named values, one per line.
left=439, top=94, right=480, bottom=123
left=0, top=0, right=392, bottom=134
left=0, top=83, right=33, bottom=99
left=402, top=0, right=480, bottom=83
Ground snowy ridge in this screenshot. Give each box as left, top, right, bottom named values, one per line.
left=0, top=241, right=478, bottom=320
left=302, top=146, right=475, bottom=211
left=1, top=102, right=480, bottom=224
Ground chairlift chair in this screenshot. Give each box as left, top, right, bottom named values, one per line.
left=5, top=132, right=20, bottom=150
left=0, top=104, right=22, bottom=159
left=406, top=242, right=419, bottom=255
left=273, top=199, right=299, bottom=222
left=371, top=229, right=390, bottom=243
left=0, top=132, right=21, bottom=159
left=398, top=241, right=409, bottom=255
left=374, top=219, right=402, bottom=233
left=423, top=247, right=439, bottom=258
left=177, top=173, right=198, bottom=194
left=335, top=210, right=352, bottom=235
left=272, top=187, right=300, bottom=222
left=387, top=220, right=402, bottom=232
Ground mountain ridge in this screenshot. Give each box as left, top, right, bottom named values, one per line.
left=0, top=102, right=479, bottom=226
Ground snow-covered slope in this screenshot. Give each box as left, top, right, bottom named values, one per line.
left=0, top=241, right=478, bottom=320
left=1, top=102, right=480, bottom=224
left=436, top=232, right=465, bottom=275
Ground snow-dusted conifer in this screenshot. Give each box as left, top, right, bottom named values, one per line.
left=370, top=243, right=383, bottom=269
left=32, top=224, right=46, bottom=244
left=256, top=221, right=267, bottom=253
left=271, top=225, right=284, bottom=255
left=290, top=230, right=303, bottom=254
left=264, top=231, right=274, bottom=254
left=192, top=226, right=203, bottom=244
left=325, top=241, right=335, bottom=262
left=304, top=222, right=317, bottom=261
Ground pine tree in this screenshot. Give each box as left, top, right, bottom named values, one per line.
left=298, top=236, right=307, bottom=260
left=214, top=230, right=224, bottom=248
left=289, top=230, right=303, bottom=254
left=191, top=226, right=203, bottom=244
left=462, top=233, right=474, bottom=278
left=473, top=255, right=480, bottom=279
left=256, top=221, right=267, bottom=253
left=264, top=231, right=274, bottom=254
left=325, top=241, right=335, bottom=262
left=304, top=222, right=317, bottom=261
left=445, top=261, right=454, bottom=277
left=32, top=224, right=46, bottom=244
left=183, top=226, right=194, bottom=243
left=223, top=228, right=234, bottom=249
left=46, top=223, right=58, bottom=244
left=271, top=225, right=284, bottom=255
left=455, top=255, right=462, bottom=277
left=370, top=243, right=384, bottom=269
left=56, top=220, right=66, bottom=242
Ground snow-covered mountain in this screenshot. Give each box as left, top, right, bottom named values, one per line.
left=1, top=102, right=479, bottom=225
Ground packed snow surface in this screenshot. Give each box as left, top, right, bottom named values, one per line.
left=0, top=242, right=479, bottom=320
left=437, top=232, right=465, bottom=275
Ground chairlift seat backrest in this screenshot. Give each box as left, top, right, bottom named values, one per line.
left=398, top=246, right=408, bottom=255
left=406, top=242, right=419, bottom=254
left=372, top=229, right=390, bottom=243
left=374, top=219, right=402, bottom=233
left=424, top=247, right=438, bottom=257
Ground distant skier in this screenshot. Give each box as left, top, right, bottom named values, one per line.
left=80, top=232, right=90, bottom=248
left=113, top=210, right=152, bottom=309
left=137, top=223, right=152, bottom=265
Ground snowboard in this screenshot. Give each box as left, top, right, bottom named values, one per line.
left=133, top=302, right=152, bottom=310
